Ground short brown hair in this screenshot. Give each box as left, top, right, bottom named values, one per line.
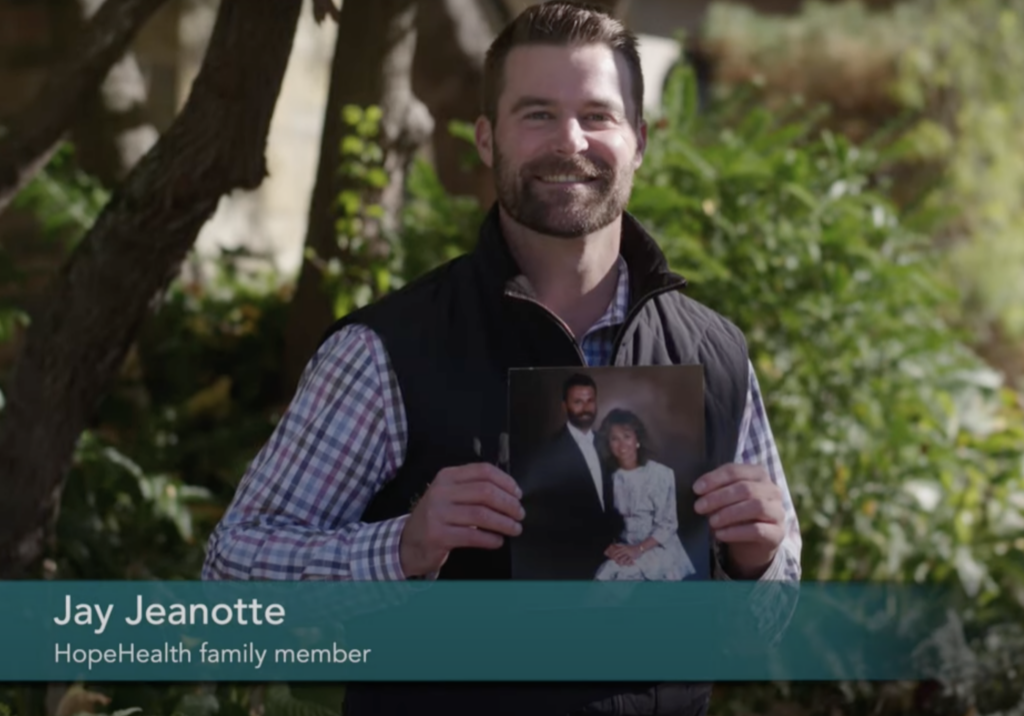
left=482, top=1, right=645, bottom=127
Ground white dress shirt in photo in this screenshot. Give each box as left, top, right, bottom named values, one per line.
left=567, top=421, right=604, bottom=510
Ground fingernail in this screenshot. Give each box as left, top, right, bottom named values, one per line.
left=694, top=479, right=706, bottom=492
left=516, top=486, right=523, bottom=499
left=695, top=498, right=707, bottom=512
left=519, top=507, right=526, bottom=520
left=710, top=514, right=720, bottom=528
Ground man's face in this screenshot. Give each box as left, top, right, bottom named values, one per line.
left=564, top=385, right=597, bottom=430
left=475, top=43, right=647, bottom=238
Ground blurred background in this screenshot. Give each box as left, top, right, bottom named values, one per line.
left=0, top=0, right=1022, bottom=714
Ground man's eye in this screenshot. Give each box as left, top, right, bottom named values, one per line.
left=526, top=111, right=552, bottom=119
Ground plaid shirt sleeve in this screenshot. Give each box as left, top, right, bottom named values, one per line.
left=711, top=360, right=803, bottom=645
left=201, top=324, right=410, bottom=581
left=711, top=360, right=803, bottom=583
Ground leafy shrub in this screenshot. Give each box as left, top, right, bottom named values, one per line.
left=52, top=252, right=292, bottom=580
left=702, top=0, right=1024, bottom=377
left=637, top=67, right=1024, bottom=711
left=640, top=67, right=1024, bottom=611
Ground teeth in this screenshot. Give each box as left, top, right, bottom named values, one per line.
left=541, top=175, right=589, bottom=183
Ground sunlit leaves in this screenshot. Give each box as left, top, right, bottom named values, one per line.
left=638, top=67, right=1024, bottom=632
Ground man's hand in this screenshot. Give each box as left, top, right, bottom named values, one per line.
left=693, top=464, right=786, bottom=579
left=399, top=463, right=524, bottom=578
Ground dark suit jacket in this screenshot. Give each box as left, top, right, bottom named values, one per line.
left=513, top=425, right=621, bottom=579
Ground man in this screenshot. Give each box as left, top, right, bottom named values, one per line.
left=513, top=373, right=624, bottom=579
left=203, top=1, right=802, bottom=714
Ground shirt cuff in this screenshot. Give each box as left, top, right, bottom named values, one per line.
left=712, top=542, right=791, bottom=582
left=347, top=514, right=444, bottom=582
left=348, top=515, right=413, bottom=581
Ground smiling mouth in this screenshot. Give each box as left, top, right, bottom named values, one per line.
left=536, top=174, right=597, bottom=184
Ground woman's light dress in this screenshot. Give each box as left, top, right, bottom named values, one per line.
left=595, top=460, right=696, bottom=581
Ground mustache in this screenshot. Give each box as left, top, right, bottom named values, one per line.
left=523, top=155, right=610, bottom=179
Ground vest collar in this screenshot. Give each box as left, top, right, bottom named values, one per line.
left=471, top=203, right=688, bottom=312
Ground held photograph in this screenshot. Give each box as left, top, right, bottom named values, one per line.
left=508, top=365, right=709, bottom=581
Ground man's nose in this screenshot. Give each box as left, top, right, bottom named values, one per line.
left=551, top=118, right=588, bottom=155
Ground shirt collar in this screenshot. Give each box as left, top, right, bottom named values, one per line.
left=566, top=421, right=595, bottom=443
left=506, top=254, right=631, bottom=339
left=474, top=203, right=688, bottom=305
left=587, top=254, right=630, bottom=335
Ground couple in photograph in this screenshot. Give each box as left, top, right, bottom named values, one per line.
left=517, top=373, right=697, bottom=581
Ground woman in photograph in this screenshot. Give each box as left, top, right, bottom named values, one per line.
left=594, top=409, right=696, bottom=581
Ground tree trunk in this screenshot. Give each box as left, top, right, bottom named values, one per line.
left=412, top=0, right=495, bottom=207
left=282, top=0, right=433, bottom=394
left=0, top=0, right=170, bottom=216
left=68, top=0, right=160, bottom=186
left=0, top=0, right=303, bottom=579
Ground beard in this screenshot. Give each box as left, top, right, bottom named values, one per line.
left=568, top=411, right=596, bottom=429
left=492, top=143, right=636, bottom=239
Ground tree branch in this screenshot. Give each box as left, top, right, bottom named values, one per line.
left=0, top=0, right=169, bottom=215
left=282, top=0, right=432, bottom=393
left=0, top=0, right=303, bottom=578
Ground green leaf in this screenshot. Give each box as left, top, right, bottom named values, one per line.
left=341, top=105, right=363, bottom=126
left=340, top=135, right=364, bottom=156
left=365, top=168, right=389, bottom=189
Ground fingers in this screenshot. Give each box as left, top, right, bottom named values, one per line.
left=693, top=464, right=768, bottom=496
left=447, top=480, right=525, bottom=522
left=444, top=525, right=506, bottom=551
left=694, top=476, right=779, bottom=515
left=401, top=464, right=523, bottom=576
left=714, top=522, right=785, bottom=545
left=441, top=463, right=521, bottom=497
left=445, top=504, right=523, bottom=537
left=707, top=497, right=786, bottom=531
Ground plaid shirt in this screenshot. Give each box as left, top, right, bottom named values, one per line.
left=203, top=256, right=802, bottom=587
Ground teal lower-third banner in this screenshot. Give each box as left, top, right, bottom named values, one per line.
left=0, top=581, right=967, bottom=682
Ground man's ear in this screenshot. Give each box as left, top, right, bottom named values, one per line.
left=475, top=115, right=494, bottom=168
left=634, top=117, right=648, bottom=170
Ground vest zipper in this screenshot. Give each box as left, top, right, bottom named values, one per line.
left=610, top=280, right=687, bottom=364
left=504, top=290, right=587, bottom=365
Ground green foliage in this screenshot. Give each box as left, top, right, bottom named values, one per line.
left=0, top=144, right=108, bottom=406
left=704, top=0, right=1024, bottom=360
left=52, top=252, right=290, bottom=580
left=11, top=143, right=110, bottom=244
left=894, top=0, right=1024, bottom=341
left=397, top=131, right=486, bottom=284
left=640, top=68, right=1024, bottom=609
left=640, top=65, right=1024, bottom=712
left=318, top=103, right=401, bottom=316
left=58, top=432, right=216, bottom=579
